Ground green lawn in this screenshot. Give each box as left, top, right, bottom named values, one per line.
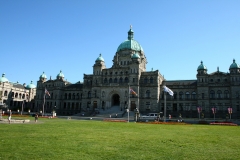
left=0, top=117, right=239, bottom=160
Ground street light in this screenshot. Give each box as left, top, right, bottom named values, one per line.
left=127, top=109, right=129, bottom=122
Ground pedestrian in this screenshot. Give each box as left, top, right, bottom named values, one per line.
left=8, top=110, right=12, bottom=124
left=35, top=112, right=39, bottom=123
left=115, top=114, right=118, bottom=118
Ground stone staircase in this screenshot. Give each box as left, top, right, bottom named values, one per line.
left=95, top=105, right=124, bottom=118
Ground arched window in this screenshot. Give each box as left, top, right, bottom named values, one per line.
left=224, top=90, right=229, bottom=98
left=77, top=93, right=80, bottom=99
left=125, top=77, right=129, bottom=83
left=179, top=92, right=183, bottom=100
left=4, top=91, right=7, bottom=96
left=109, top=78, right=112, bottom=83
left=15, top=93, right=18, bottom=98
left=210, top=90, right=215, bottom=99
left=68, top=93, right=71, bottom=99
left=217, top=90, right=222, bottom=99
left=22, top=94, right=25, bottom=99
left=114, top=78, right=118, bottom=83
left=144, top=78, right=148, bottom=83
left=192, top=92, right=196, bottom=99
left=19, top=93, right=22, bottom=99
left=185, top=92, right=190, bottom=99
left=150, top=77, right=153, bottom=83
left=146, top=90, right=150, bottom=98
left=88, top=91, right=91, bottom=98
left=104, top=78, right=108, bottom=83
left=119, top=77, right=123, bottom=83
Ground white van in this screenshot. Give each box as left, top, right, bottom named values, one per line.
left=141, top=113, right=158, bottom=120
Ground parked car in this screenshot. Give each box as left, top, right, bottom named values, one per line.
left=140, top=113, right=158, bottom=120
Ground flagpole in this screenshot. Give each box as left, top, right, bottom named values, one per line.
left=128, top=84, right=130, bottom=122
left=21, top=100, right=24, bottom=115
left=42, top=90, right=46, bottom=117
left=164, top=91, right=166, bottom=122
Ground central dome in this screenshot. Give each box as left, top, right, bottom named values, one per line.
left=117, top=28, right=143, bottom=52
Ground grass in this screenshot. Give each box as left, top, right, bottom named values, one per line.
left=0, top=117, right=240, bottom=160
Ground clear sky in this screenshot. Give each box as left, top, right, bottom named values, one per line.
left=0, top=0, right=239, bottom=86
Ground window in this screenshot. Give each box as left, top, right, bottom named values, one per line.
left=68, top=93, right=71, bottom=99
left=174, top=92, right=177, bottom=99
left=133, top=78, right=135, bottom=82
left=125, top=77, right=129, bottom=83
left=144, top=78, right=148, bottom=83
left=185, top=92, right=190, bottom=99
left=4, top=91, right=7, bottom=96
left=217, top=90, right=222, bottom=99
left=146, top=90, right=150, bottom=98
left=114, top=78, right=118, bottom=83
left=179, top=92, right=183, bottom=100
left=210, top=90, right=215, bottom=99
left=224, top=90, right=229, bottom=98
left=88, top=91, right=91, bottom=98
left=192, top=92, right=196, bottom=99
left=65, top=93, right=67, bottom=99
left=202, top=93, right=204, bottom=99
left=119, top=77, right=123, bottom=83
left=109, top=78, right=112, bottom=83
left=73, top=93, right=75, bottom=99
left=104, top=78, right=108, bottom=83
left=150, top=77, right=153, bottom=83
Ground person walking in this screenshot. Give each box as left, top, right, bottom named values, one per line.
left=8, top=110, right=12, bottom=124
left=35, top=113, right=39, bottom=123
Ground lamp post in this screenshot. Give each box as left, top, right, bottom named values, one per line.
left=212, top=107, right=217, bottom=122
left=127, top=109, right=129, bottom=122
left=228, top=107, right=232, bottom=120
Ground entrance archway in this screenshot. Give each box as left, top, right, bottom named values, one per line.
left=112, top=94, right=120, bottom=106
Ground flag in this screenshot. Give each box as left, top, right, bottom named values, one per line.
left=163, top=86, right=174, bottom=96
left=45, top=88, right=50, bottom=97
left=130, top=88, right=137, bottom=96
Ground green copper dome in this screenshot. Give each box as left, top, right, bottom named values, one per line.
left=0, top=73, right=9, bottom=83
left=95, top=54, right=104, bottom=62
left=132, top=53, right=140, bottom=59
left=26, top=81, right=36, bottom=89
left=117, top=27, right=143, bottom=52
left=57, top=70, right=64, bottom=78
left=197, top=61, right=207, bottom=70
left=40, top=72, right=47, bottom=79
left=229, top=59, right=240, bottom=69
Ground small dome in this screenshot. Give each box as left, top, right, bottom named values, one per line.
left=197, top=61, right=207, bottom=71
left=229, top=59, right=240, bottom=69
left=131, top=53, right=140, bottom=59
left=117, top=27, right=143, bottom=52
left=0, top=73, right=9, bottom=83
left=39, top=72, right=47, bottom=79
left=95, top=54, right=104, bottom=62
left=26, top=81, right=36, bottom=89
left=57, top=70, right=64, bottom=78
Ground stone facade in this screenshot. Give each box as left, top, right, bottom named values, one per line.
left=29, top=28, right=240, bottom=118
left=0, top=74, right=36, bottom=112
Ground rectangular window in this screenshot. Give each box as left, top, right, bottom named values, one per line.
left=202, top=93, right=204, bottom=99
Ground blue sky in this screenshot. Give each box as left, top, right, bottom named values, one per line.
left=0, top=0, right=239, bottom=85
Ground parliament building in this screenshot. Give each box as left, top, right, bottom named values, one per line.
left=1, top=27, right=240, bottom=119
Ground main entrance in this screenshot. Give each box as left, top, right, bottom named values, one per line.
left=112, top=94, right=120, bottom=106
